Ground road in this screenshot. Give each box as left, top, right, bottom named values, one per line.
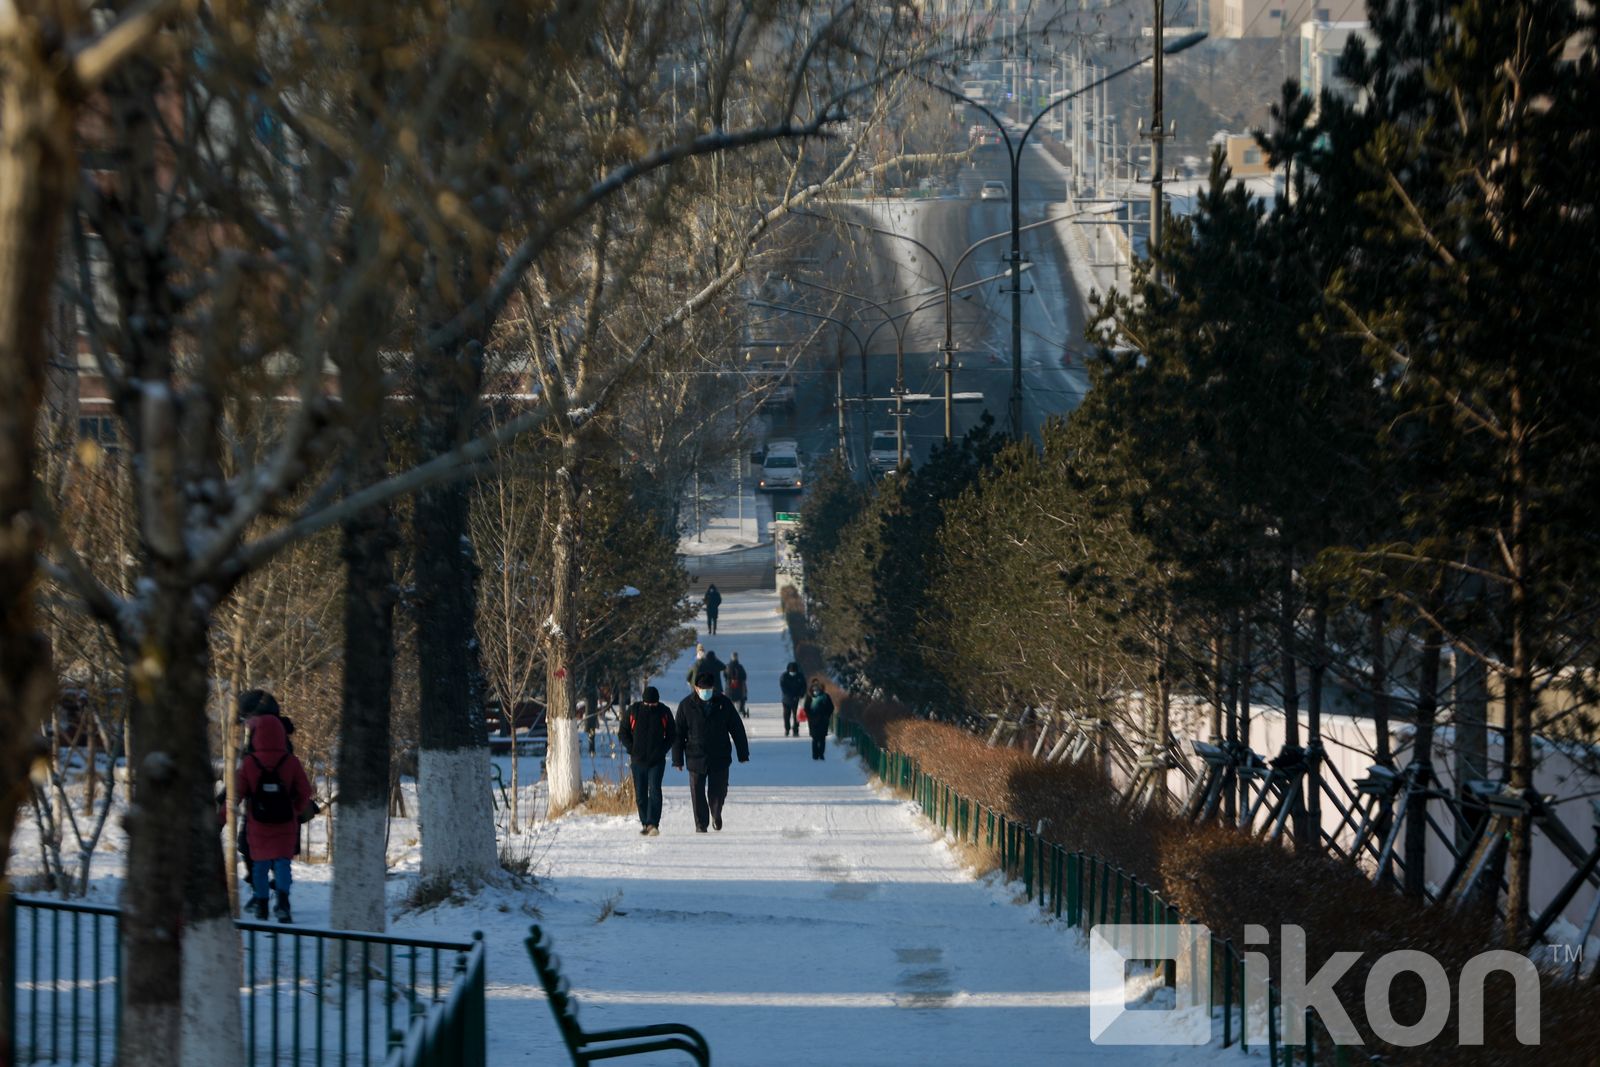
left=744, top=135, right=1092, bottom=494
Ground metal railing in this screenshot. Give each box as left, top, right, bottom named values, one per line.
left=7, top=895, right=485, bottom=1067
left=834, top=714, right=1365, bottom=1067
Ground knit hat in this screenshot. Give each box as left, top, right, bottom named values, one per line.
left=238, top=688, right=280, bottom=721
left=694, top=672, right=716, bottom=688
left=643, top=686, right=660, bottom=702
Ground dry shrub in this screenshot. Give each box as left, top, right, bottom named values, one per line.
left=833, top=694, right=1598, bottom=1065
left=581, top=774, right=636, bottom=817
left=780, top=585, right=827, bottom=679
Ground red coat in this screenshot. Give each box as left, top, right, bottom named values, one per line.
left=235, top=714, right=312, bottom=861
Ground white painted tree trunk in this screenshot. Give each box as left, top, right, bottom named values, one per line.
left=418, top=748, right=497, bottom=882
left=330, top=801, right=388, bottom=932
left=178, top=915, right=243, bottom=1067
left=546, top=717, right=584, bottom=815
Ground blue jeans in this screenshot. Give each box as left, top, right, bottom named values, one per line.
left=251, top=857, right=292, bottom=901
left=632, top=761, right=666, bottom=827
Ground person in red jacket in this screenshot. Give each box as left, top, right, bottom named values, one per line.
left=236, top=711, right=312, bottom=921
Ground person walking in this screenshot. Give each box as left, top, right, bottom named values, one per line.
left=725, top=652, right=749, bottom=719
left=804, top=679, right=835, bottom=761
left=779, top=662, right=806, bottom=737
left=686, top=647, right=726, bottom=694
left=673, top=671, right=750, bottom=832
left=619, top=686, right=675, bottom=836
left=703, top=583, right=722, bottom=634
left=235, top=711, right=312, bottom=921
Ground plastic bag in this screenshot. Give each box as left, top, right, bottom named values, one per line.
left=798, top=708, right=808, bottom=723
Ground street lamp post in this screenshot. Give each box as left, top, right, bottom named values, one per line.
left=795, top=210, right=1102, bottom=443
left=746, top=299, right=864, bottom=457
left=925, top=29, right=1207, bottom=438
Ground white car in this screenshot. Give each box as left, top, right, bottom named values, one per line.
left=758, top=448, right=804, bottom=493
left=867, top=429, right=904, bottom=475
left=979, top=180, right=1008, bottom=201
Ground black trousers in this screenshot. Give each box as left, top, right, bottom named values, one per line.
left=706, top=609, right=718, bottom=634
left=782, top=699, right=799, bottom=735
left=688, top=765, right=730, bottom=829
left=811, top=735, right=827, bottom=760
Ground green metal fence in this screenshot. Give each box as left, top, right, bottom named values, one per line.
left=7, top=895, right=485, bottom=1067
left=834, top=714, right=1362, bottom=1067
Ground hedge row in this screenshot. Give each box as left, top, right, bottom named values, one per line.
left=831, top=691, right=1592, bottom=1065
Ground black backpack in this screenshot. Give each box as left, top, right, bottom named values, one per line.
left=249, top=754, right=295, bottom=824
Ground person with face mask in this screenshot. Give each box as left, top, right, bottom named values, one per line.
left=672, top=671, right=750, bottom=832
left=804, top=678, right=835, bottom=761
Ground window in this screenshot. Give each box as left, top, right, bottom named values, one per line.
left=1315, top=8, right=1331, bottom=20
left=1269, top=8, right=1282, bottom=17
left=77, top=416, right=119, bottom=451
left=1243, top=147, right=1263, bottom=165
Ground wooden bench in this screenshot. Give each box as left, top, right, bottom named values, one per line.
left=525, top=924, right=711, bottom=1066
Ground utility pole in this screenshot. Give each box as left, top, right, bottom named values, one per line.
left=1148, top=0, right=1168, bottom=277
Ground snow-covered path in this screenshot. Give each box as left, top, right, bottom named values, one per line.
left=433, top=590, right=1243, bottom=1066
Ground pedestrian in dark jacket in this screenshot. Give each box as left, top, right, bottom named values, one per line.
left=686, top=648, right=726, bottom=694
left=703, top=584, right=723, bottom=634
left=673, top=672, right=750, bottom=832
left=236, top=712, right=312, bottom=921
left=725, top=652, right=749, bottom=718
left=804, top=679, right=835, bottom=761
left=620, top=687, right=675, bottom=835
left=779, top=662, right=806, bottom=737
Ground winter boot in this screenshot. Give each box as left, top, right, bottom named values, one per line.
left=274, top=892, right=293, bottom=923
left=250, top=897, right=269, bottom=921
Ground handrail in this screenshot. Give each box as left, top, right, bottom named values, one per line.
left=8, top=895, right=486, bottom=1067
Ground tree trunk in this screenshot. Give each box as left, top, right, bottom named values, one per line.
left=1239, top=627, right=1252, bottom=824
left=0, top=22, right=77, bottom=1058
left=1453, top=646, right=1488, bottom=851
left=1306, top=597, right=1327, bottom=854
left=120, top=587, right=243, bottom=1065
left=1403, top=626, right=1441, bottom=900
left=413, top=329, right=496, bottom=882
left=1277, top=560, right=1307, bottom=847
left=330, top=281, right=397, bottom=929
left=330, top=478, right=395, bottom=930
left=1505, top=380, right=1533, bottom=945
left=1369, top=601, right=1395, bottom=888
left=545, top=438, right=585, bottom=816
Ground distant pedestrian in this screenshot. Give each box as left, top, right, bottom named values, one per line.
left=804, top=679, right=835, bottom=761
left=704, top=584, right=723, bottom=634
left=686, top=647, right=726, bottom=694
left=779, top=662, right=806, bottom=737
left=236, top=711, right=312, bottom=921
left=619, top=686, right=675, bottom=836
left=673, top=671, right=750, bottom=832
left=725, top=652, right=749, bottom=719
left=239, top=688, right=296, bottom=754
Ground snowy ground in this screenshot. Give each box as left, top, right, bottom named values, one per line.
left=11, top=591, right=1262, bottom=1065
left=420, top=591, right=1254, bottom=1066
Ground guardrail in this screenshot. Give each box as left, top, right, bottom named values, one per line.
left=833, top=714, right=1363, bottom=1067
left=7, top=895, right=485, bottom=1067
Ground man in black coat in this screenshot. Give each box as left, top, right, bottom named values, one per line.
left=673, top=671, right=750, bottom=832
left=778, top=662, right=806, bottom=737
left=724, top=652, right=749, bottom=718
left=619, top=686, right=675, bottom=836
left=804, top=678, right=835, bottom=761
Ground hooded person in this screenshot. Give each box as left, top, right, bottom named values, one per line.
left=235, top=711, right=313, bottom=921
left=673, top=670, right=750, bottom=832
left=804, top=678, right=835, bottom=761
left=619, top=686, right=675, bottom=835
left=778, top=661, right=806, bottom=737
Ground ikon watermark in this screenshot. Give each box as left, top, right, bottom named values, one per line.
left=1089, top=923, right=1541, bottom=1048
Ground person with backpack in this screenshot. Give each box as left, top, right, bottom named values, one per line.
left=619, top=686, right=675, bottom=836
left=804, top=678, right=835, bottom=761
left=724, top=652, right=749, bottom=719
left=673, top=671, right=750, bottom=832
left=236, top=712, right=312, bottom=921
left=779, top=662, right=806, bottom=737
left=703, top=583, right=722, bottom=635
